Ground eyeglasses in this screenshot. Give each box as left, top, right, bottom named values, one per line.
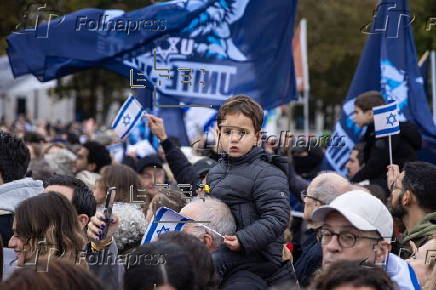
left=300, top=190, right=323, bottom=203
left=317, top=228, right=382, bottom=248
left=219, top=126, right=250, bottom=141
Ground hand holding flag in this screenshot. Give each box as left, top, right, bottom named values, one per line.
left=144, top=114, right=168, bottom=141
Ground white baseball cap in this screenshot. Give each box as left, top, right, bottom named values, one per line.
left=312, top=190, right=393, bottom=242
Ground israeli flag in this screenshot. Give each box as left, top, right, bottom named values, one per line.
left=112, top=95, right=145, bottom=140
left=373, top=102, right=400, bottom=138
left=141, top=207, right=192, bottom=244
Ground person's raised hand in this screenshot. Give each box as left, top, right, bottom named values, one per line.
left=87, top=212, right=120, bottom=247
left=145, top=114, right=168, bottom=141
left=387, top=164, right=400, bottom=190
left=224, top=235, right=241, bottom=251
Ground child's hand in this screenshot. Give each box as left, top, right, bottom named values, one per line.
left=224, top=235, right=241, bottom=251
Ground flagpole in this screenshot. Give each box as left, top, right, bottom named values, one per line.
left=301, top=18, right=310, bottom=136
left=431, top=50, right=436, bottom=124
left=388, top=135, right=393, bottom=165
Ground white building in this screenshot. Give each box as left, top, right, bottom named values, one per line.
left=0, top=55, right=75, bottom=124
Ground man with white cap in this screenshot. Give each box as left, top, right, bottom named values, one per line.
left=312, top=190, right=421, bottom=290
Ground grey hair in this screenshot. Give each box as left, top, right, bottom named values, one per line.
left=186, top=197, right=236, bottom=249
left=309, top=171, right=351, bottom=204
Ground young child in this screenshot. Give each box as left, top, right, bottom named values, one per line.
left=207, top=95, right=291, bottom=282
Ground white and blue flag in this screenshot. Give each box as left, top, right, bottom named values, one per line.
left=141, top=207, right=192, bottom=244
left=373, top=102, right=400, bottom=138
left=112, top=95, right=145, bottom=140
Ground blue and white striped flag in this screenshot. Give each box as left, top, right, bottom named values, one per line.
left=141, top=207, right=192, bottom=244
left=373, top=102, right=400, bottom=138
left=112, top=95, right=145, bottom=140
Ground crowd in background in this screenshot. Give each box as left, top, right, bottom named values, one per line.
left=0, top=93, right=435, bottom=290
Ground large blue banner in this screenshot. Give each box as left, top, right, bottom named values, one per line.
left=7, top=0, right=298, bottom=110
left=323, top=0, right=436, bottom=175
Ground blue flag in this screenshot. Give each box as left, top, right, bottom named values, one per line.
left=7, top=0, right=298, bottom=107
left=7, top=0, right=298, bottom=144
left=323, top=0, right=436, bottom=175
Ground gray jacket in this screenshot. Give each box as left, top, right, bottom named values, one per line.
left=0, top=178, right=43, bottom=245
left=0, top=178, right=43, bottom=212
left=207, top=147, right=290, bottom=267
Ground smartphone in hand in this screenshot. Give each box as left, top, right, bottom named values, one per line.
left=101, top=187, right=117, bottom=240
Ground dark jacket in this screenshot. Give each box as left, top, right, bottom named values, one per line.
left=351, top=122, right=422, bottom=183
left=161, top=138, right=199, bottom=187
left=294, top=228, right=322, bottom=287
left=207, top=146, right=291, bottom=267
left=212, top=246, right=294, bottom=289
left=288, top=159, right=309, bottom=197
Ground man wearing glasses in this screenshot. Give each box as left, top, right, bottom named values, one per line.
left=312, top=190, right=421, bottom=290
left=294, top=172, right=351, bottom=287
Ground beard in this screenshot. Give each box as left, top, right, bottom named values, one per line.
left=390, top=193, right=407, bottom=219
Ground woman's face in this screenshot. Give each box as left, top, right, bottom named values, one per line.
left=93, top=179, right=107, bottom=205
left=8, top=221, right=28, bottom=265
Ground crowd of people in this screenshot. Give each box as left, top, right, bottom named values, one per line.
left=0, top=93, right=435, bottom=290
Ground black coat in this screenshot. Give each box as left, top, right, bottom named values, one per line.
left=294, top=228, right=322, bottom=287
left=207, top=146, right=291, bottom=267
left=351, top=122, right=422, bottom=183
left=161, top=138, right=199, bottom=187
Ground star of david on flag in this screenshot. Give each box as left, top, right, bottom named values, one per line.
left=373, top=102, right=400, bottom=138
left=141, top=207, right=192, bottom=244
left=111, top=94, right=145, bottom=140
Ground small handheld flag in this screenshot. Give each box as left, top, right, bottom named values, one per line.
left=373, top=102, right=400, bottom=164
left=112, top=95, right=145, bottom=140
left=141, top=207, right=192, bottom=244
left=373, top=102, right=400, bottom=138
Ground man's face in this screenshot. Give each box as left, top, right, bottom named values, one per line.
left=140, top=167, right=165, bottom=196
left=352, top=106, right=373, bottom=128
left=390, top=172, right=407, bottom=219
left=218, top=113, right=259, bottom=157
left=321, top=212, right=383, bottom=269
left=74, top=147, right=92, bottom=173
left=93, top=179, right=107, bottom=205
left=345, top=150, right=361, bottom=178
left=303, top=184, right=323, bottom=221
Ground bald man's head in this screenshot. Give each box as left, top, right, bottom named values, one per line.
left=308, top=172, right=351, bottom=204
left=304, top=172, right=352, bottom=223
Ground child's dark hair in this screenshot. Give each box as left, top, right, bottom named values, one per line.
left=354, top=91, right=385, bottom=111
left=217, top=95, right=264, bottom=132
